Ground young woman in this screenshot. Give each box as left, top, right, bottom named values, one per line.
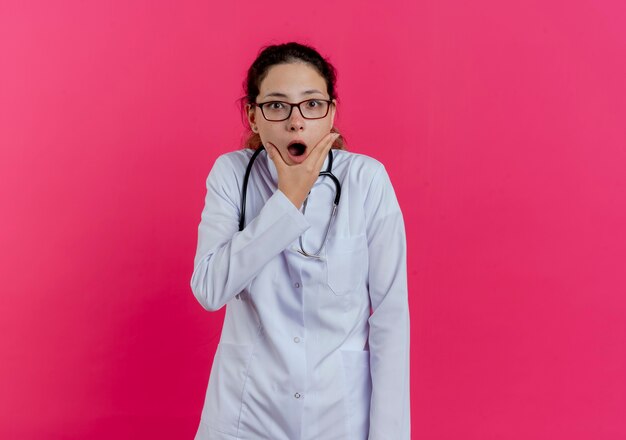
left=191, top=42, right=410, bottom=440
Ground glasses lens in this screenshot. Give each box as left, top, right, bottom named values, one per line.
left=301, top=100, right=329, bottom=119
left=261, top=102, right=290, bottom=121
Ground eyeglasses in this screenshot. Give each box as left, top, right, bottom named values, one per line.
left=254, top=99, right=333, bottom=122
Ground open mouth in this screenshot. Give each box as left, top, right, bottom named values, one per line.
left=287, top=142, right=307, bottom=157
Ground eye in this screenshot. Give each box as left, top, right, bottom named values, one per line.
left=306, top=100, right=321, bottom=108
left=267, top=101, right=285, bottom=110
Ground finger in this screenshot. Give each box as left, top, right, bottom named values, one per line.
left=305, top=132, right=337, bottom=162
left=311, top=133, right=337, bottom=172
left=308, top=132, right=339, bottom=168
left=266, top=143, right=287, bottom=169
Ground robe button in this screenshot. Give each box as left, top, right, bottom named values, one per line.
left=294, top=393, right=302, bottom=399
left=294, top=282, right=301, bottom=288
left=293, top=337, right=301, bottom=343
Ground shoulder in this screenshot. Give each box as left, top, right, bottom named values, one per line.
left=333, top=150, right=384, bottom=173
left=335, top=149, right=401, bottom=214
left=211, top=149, right=254, bottom=173
left=333, top=148, right=387, bottom=188
left=199, top=150, right=256, bottom=205
left=204, top=149, right=255, bottom=184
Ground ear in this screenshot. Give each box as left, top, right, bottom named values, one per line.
left=246, top=104, right=257, bottom=128
left=329, top=99, right=337, bottom=126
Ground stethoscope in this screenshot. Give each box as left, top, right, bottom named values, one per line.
left=238, top=145, right=341, bottom=258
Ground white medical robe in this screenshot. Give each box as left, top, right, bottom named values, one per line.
left=191, top=148, right=410, bottom=440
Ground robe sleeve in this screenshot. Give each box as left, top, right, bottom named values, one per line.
left=364, top=163, right=411, bottom=440
left=191, top=154, right=310, bottom=311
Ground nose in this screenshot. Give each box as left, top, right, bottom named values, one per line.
left=288, top=104, right=305, bottom=131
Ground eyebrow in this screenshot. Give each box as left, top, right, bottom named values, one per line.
left=262, top=89, right=325, bottom=99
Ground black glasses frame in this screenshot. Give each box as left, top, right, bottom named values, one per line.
left=253, top=99, right=333, bottom=122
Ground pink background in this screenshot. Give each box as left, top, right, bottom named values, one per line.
left=1, top=0, right=625, bottom=438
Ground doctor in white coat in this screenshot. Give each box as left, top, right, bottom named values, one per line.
left=191, top=42, right=410, bottom=440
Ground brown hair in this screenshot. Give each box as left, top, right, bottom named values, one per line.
left=239, top=42, right=346, bottom=150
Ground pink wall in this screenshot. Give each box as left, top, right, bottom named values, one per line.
left=1, top=0, right=625, bottom=438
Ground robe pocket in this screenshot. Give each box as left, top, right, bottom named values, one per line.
left=202, top=342, right=252, bottom=436
left=340, top=349, right=372, bottom=437
left=325, top=234, right=368, bottom=295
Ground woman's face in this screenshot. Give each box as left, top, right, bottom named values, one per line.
left=247, top=62, right=336, bottom=165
